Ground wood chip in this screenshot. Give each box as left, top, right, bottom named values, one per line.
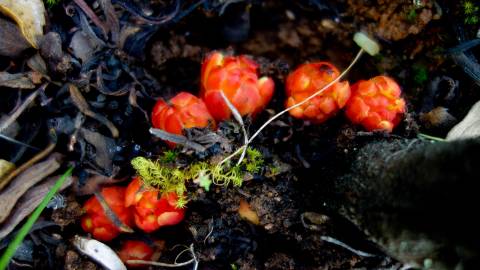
left=0, top=160, right=15, bottom=182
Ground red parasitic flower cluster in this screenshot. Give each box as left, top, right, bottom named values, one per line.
left=200, top=51, right=275, bottom=122
left=345, top=76, right=406, bottom=132
left=285, top=62, right=351, bottom=124
left=81, top=186, right=134, bottom=241
left=81, top=178, right=185, bottom=240
left=151, top=92, right=215, bottom=147
left=125, top=177, right=185, bottom=233
left=117, top=240, right=154, bottom=268
left=81, top=52, right=407, bottom=244
left=285, top=62, right=406, bottom=132
left=150, top=51, right=275, bottom=147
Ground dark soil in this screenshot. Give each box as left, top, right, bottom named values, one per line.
left=2, top=0, right=480, bottom=269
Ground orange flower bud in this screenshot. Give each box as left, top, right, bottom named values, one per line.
left=81, top=187, right=134, bottom=241
left=200, top=51, right=275, bottom=121
left=345, top=76, right=406, bottom=132
left=285, top=62, right=351, bottom=123
left=118, top=240, right=154, bottom=268
left=152, top=92, right=215, bottom=147
left=125, top=178, right=185, bottom=233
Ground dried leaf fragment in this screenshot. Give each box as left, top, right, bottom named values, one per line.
left=0, top=17, right=30, bottom=57
left=238, top=199, right=259, bottom=225
left=0, top=174, right=73, bottom=240
left=0, top=0, right=46, bottom=48
left=0, top=154, right=61, bottom=223
left=0, top=160, right=15, bottom=182
left=73, top=235, right=127, bottom=270
left=447, top=100, right=480, bottom=141
left=0, top=72, right=36, bottom=89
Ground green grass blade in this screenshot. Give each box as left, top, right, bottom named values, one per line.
left=0, top=166, right=74, bottom=270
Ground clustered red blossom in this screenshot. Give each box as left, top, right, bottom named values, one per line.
left=81, top=186, right=134, bottom=241
left=150, top=51, right=406, bottom=145
left=150, top=51, right=275, bottom=147
left=345, top=76, right=406, bottom=132
left=81, top=51, right=407, bottom=244
left=81, top=179, right=184, bottom=240
left=125, top=177, right=185, bottom=233
left=117, top=240, right=155, bottom=268
left=200, top=52, right=274, bottom=122
left=285, top=63, right=406, bottom=132
left=151, top=92, right=215, bottom=147
left=285, top=62, right=351, bottom=124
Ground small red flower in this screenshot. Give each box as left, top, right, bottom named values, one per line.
left=200, top=51, right=275, bottom=122
left=81, top=187, right=134, bottom=241
left=345, top=75, right=406, bottom=132
left=285, top=62, right=351, bottom=123
left=152, top=92, right=215, bottom=146
left=118, top=240, right=154, bottom=268
left=125, top=178, right=185, bottom=233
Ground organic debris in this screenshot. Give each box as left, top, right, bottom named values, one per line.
left=1, top=0, right=480, bottom=269
left=0, top=0, right=46, bottom=48
left=0, top=174, right=73, bottom=239
left=447, top=100, right=480, bottom=140
left=0, top=154, right=62, bottom=223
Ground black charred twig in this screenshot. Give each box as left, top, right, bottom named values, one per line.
left=0, top=84, right=47, bottom=135
left=73, top=0, right=109, bottom=39
left=94, top=190, right=134, bottom=233
left=149, top=128, right=206, bottom=152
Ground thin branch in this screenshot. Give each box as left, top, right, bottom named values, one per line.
left=94, top=191, right=134, bottom=233
left=0, top=84, right=46, bottom=134
left=127, top=244, right=199, bottom=269
left=149, top=128, right=206, bottom=152
left=127, top=258, right=194, bottom=268
left=248, top=49, right=364, bottom=144
left=0, top=133, right=39, bottom=151
left=320, top=236, right=376, bottom=258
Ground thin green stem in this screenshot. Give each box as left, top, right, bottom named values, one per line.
left=0, top=166, right=74, bottom=270
left=418, top=133, right=446, bottom=142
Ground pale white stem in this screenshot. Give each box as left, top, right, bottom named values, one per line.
left=218, top=48, right=364, bottom=166
left=247, top=49, right=364, bottom=144
left=219, top=91, right=249, bottom=165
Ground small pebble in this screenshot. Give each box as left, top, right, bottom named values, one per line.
left=285, top=10, right=295, bottom=20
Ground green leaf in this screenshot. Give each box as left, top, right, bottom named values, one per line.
left=0, top=166, right=74, bottom=270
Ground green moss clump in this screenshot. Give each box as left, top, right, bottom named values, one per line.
left=463, top=1, right=480, bottom=25
left=44, top=0, right=61, bottom=7
left=412, top=63, right=428, bottom=86
left=131, top=147, right=265, bottom=206
left=130, top=157, right=188, bottom=205
left=243, top=148, right=264, bottom=174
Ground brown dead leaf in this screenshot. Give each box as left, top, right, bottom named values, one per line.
left=238, top=199, right=260, bottom=225
left=0, top=72, right=36, bottom=89
left=0, top=160, right=15, bottom=182
left=0, top=154, right=62, bottom=223
left=0, top=17, right=30, bottom=57
left=0, top=174, right=73, bottom=239
left=0, top=0, right=46, bottom=48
